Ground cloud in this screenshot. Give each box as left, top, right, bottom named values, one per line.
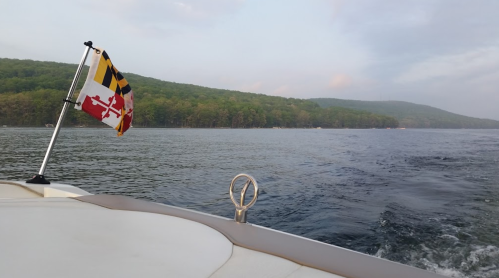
left=335, top=0, right=499, bottom=70
left=85, top=0, right=244, bottom=18
left=395, top=46, right=499, bottom=83
left=239, top=82, right=262, bottom=93
left=218, top=75, right=237, bottom=85
left=82, top=0, right=245, bottom=37
left=171, top=0, right=244, bottom=20
left=328, top=74, right=352, bottom=89
left=272, top=85, right=289, bottom=97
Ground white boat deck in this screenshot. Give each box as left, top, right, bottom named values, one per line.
left=0, top=181, right=343, bottom=278
left=0, top=181, right=445, bottom=278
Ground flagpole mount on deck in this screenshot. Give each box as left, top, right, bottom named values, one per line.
left=26, top=41, right=94, bottom=184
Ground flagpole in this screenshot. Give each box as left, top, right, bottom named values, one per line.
left=26, top=41, right=94, bottom=184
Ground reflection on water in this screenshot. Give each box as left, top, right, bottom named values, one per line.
left=1, top=127, right=499, bottom=277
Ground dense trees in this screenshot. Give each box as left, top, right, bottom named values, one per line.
left=0, top=58, right=399, bottom=129
left=311, top=98, right=499, bottom=129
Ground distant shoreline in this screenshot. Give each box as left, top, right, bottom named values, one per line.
left=3, top=125, right=498, bottom=130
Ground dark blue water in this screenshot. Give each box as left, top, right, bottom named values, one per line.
left=1, top=128, right=499, bottom=278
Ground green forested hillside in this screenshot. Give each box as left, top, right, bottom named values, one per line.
left=310, top=98, right=499, bottom=128
left=0, top=58, right=398, bottom=128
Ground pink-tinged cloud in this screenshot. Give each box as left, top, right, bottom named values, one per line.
left=328, top=74, right=352, bottom=89
left=272, top=85, right=290, bottom=97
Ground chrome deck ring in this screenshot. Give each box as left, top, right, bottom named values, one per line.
left=229, top=174, right=258, bottom=210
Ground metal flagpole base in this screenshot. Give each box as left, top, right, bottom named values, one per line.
left=26, top=174, right=51, bottom=184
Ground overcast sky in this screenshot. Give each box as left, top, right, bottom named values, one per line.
left=1, top=0, right=499, bottom=120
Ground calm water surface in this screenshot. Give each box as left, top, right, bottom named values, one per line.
left=1, top=127, right=499, bottom=278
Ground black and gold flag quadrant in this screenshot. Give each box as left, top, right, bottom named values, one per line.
left=93, top=51, right=132, bottom=96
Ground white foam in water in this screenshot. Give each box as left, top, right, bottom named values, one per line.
left=375, top=242, right=499, bottom=277
left=421, top=244, right=499, bottom=278
left=374, top=244, right=390, bottom=258
left=467, top=245, right=499, bottom=266
left=421, top=258, right=466, bottom=278
left=438, top=234, right=460, bottom=242
left=374, top=247, right=384, bottom=258
left=435, top=268, right=467, bottom=278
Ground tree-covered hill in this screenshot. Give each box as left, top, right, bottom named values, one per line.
left=309, top=98, right=499, bottom=129
left=0, top=58, right=398, bottom=128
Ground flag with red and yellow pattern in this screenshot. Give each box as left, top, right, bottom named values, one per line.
left=75, top=48, right=133, bottom=136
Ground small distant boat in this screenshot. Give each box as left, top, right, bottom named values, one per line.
left=45, top=124, right=54, bottom=128
left=2, top=125, right=6, bottom=128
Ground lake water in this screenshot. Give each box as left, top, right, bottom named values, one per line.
left=1, top=127, right=499, bottom=278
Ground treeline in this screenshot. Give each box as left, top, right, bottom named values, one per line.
left=310, top=98, right=499, bottom=129
left=0, top=58, right=399, bottom=128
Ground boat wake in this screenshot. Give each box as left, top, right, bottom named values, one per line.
left=373, top=203, right=499, bottom=278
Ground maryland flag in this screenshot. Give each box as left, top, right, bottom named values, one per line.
left=75, top=48, right=133, bottom=136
